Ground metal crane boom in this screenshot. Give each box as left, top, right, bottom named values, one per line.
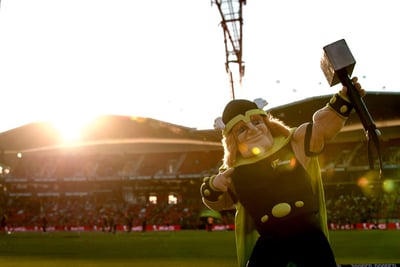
left=212, top=0, right=246, bottom=99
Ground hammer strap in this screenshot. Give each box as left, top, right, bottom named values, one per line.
left=327, top=93, right=354, bottom=118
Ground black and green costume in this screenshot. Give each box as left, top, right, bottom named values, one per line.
left=201, top=98, right=339, bottom=267
left=202, top=131, right=336, bottom=267
left=234, top=131, right=335, bottom=266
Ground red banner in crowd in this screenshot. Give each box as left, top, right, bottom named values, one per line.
left=329, top=222, right=400, bottom=230
left=4, top=222, right=400, bottom=232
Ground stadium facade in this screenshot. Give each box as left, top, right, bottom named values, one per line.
left=0, top=92, right=399, bottom=231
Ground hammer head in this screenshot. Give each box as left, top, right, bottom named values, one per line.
left=320, top=39, right=356, bottom=86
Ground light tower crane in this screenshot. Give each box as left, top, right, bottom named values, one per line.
left=212, top=0, right=246, bottom=99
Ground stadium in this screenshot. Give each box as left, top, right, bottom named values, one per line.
left=1, top=1, right=400, bottom=266
left=1, top=91, right=399, bottom=233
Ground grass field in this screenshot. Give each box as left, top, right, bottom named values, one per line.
left=0, top=230, right=399, bottom=267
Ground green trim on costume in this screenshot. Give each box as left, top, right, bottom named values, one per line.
left=223, top=109, right=268, bottom=136
left=232, top=129, right=295, bottom=168
left=235, top=202, right=259, bottom=267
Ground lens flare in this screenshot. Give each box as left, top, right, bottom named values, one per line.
left=251, top=146, right=262, bottom=155
left=238, top=143, right=248, bottom=154
left=382, top=179, right=396, bottom=193
left=357, top=170, right=382, bottom=197
left=289, top=157, right=297, bottom=168
left=357, top=177, right=369, bottom=188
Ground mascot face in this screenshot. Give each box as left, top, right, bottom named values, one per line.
left=232, top=114, right=274, bottom=158
left=221, top=99, right=273, bottom=159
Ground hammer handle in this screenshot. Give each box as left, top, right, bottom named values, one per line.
left=337, top=71, right=376, bottom=132
left=338, top=71, right=383, bottom=171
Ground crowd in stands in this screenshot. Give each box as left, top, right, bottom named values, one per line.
left=325, top=184, right=400, bottom=225
left=1, top=139, right=399, bottom=232
left=1, top=183, right=399, bottom=232
left=0, top=194, right=207, bottom=231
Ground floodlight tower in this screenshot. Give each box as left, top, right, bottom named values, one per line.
left=212, top=0, right=246, bottom=99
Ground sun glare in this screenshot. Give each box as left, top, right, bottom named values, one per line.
left=50, top=115, right=95, bottom=143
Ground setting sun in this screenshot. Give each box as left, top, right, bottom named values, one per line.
left=49, top=114, right=96, bottom=143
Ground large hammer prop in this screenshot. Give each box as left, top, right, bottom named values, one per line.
left=320, top=39, right=382, bottom=173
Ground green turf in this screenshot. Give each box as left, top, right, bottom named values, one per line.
left=0, top=230, right=399, bottom=267
left=330, top=230, right=400, bottom=264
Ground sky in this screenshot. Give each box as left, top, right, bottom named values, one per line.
left=0, top=0, right=399, bottom=135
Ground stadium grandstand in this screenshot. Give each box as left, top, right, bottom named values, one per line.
left=0, top=91, right=399, bottom=232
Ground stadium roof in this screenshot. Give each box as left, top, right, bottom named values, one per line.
left=0, top=116, right=222, bottom=155
left=267, top=91, right=400, bottom=143
left=0, top=91, right=398, bottom=155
